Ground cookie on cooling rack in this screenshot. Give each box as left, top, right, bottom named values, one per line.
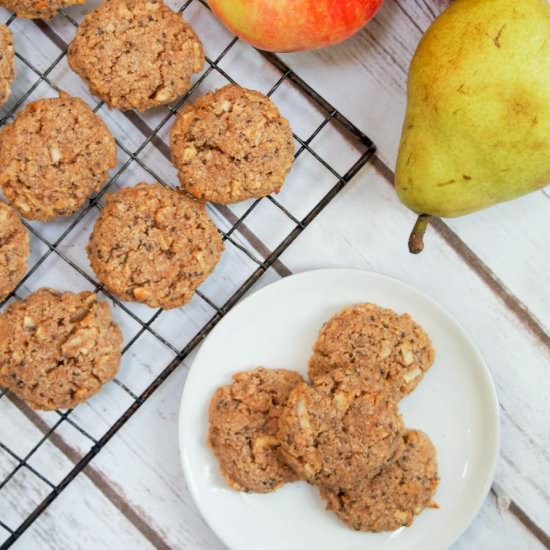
left=278, top=365, right=404, bottom=491
left=170, top=84, right=295, bottom=204
left=0, top=288, right=123, bottom=410
left=87, top=182, right=224, bottom=310
left=0, top=24, right=15, bottom=107
left=0, top=201, right=29, bottom=301
left=308, top=303, right=435, bottom=399
left=68, top=0, right=204, bottom=111
left=0, top=93, right=116, bottom=221
left=0, top=0, right=84, bottom=18
left=320, top=430, right=439, bottom=532
left=208, top=367, right=305, bottom=493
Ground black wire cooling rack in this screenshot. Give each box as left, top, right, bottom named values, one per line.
left=0, top=1, right=376, bottom=546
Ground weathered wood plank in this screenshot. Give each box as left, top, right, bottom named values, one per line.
left=281, top=0, right=550, bottom=351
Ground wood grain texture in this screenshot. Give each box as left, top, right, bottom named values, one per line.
left=281, top=0, right=550, bottom=333
left=1, top=0, right=549, bottom=548
left=278, top=163, right=550, bottom=535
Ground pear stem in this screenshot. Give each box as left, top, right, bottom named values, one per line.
left=408, top=214, right=432, bottom=254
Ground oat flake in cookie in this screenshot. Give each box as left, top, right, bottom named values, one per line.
left=0, top=289, right=123, bottom=410
left=321, top=430, right=439, bottom=532
left=87, top=183, right=224, bottom=310
left=278, top=365, right=405, bottom=491
left=0, top=201, right=29, bottom=301
left=208, top=368, right=305, bottom=493
left=309, top=303, right=435, bottom=398
left=68, top=0, right=204, bottom=112
left=170, top=84, right=295, bottom=204
left=0, top=0, right=84, bottom=18
left=0, top=93, right=116, bottom=221
left=0, top=24, right=15, bottom=107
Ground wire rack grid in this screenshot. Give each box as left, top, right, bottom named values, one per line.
left=0, top=0, right=376, bottom=546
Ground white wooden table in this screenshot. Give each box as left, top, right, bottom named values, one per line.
left=1, top=1, right=549, bottom=548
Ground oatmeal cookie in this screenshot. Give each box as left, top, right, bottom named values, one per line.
left=0, top=0, right=84, bottom=18
left=68, top=0, right=204, bottom=111
left=0, top=93, right=116, bottom=221
left=0, top=201, right=29, bottom=301
left=278, top=366, right=404, bottom=491
left=0, top=288, right=123, bottom=410
left=309, top=303, right=435, bottom=398
left=208, top=367, right=304, bottom=493
left=87, top=182, right=223, bottom=309
left=321, top=430, right=439, bottom=532
left=0, top=24, right=15, bottom=106
left=170, top=84, right=294, bottom=204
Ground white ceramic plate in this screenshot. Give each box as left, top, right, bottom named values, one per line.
left=179, top=269, right=500, bottom=550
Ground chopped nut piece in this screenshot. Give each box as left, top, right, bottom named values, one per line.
left=23, top=316, right=35, bottom=329
left=50, top=146, right=62, bottom=163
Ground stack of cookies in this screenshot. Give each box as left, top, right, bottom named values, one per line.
left=0, top=0, right=296, bottom=410
left=208, top=303, right=439, bottom=533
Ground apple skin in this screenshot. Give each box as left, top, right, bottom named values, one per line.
left=208, top=0, right=384, bottom=52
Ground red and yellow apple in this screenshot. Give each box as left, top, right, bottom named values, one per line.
left=208, top=0, right=384, bottom=52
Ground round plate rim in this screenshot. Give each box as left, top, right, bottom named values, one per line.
left=179, top=268, right=500, bottom=550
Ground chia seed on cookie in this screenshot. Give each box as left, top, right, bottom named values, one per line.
left=0, top=288, right=123, bottom=410
left=68, top=0, right=204, bottom=112
left=321, top=430, right=439, bottom=532
left=0, top=24, right=15, bottom=107
left=170, top=84, right=294, bottom=204
left=87, top=182, right=224, bottom=310
left=278, top=366, right=404, bottom=491
left=208, top=367, right=305, bottom=493
left=0, top=93, right=116, bottom=221
left=0, top=201, right=29, bottom=301
left=0, top=0, right=84, bottom=19
left=309, top=303, right=435, bottom=398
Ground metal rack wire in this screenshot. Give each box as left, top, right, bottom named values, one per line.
left=0, top=1, right=376, bottom=546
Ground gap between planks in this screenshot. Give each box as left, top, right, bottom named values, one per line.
left=29, top=19, right=293, bottom=280
left=7, top=10, right=548, bottom=548
left=8, top=395, right=172, bottom=550
left=9, top=395, right=550, bottom=550
left=370, top=155, right=550, bottom=354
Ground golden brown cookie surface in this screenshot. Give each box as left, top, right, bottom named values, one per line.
left=0, top=94, right=116, bottom=221
left=0, top=288, right=122, bottom=410
left=87, top=182, right=223, bottom=309
left=68, top=0, right=204, bottom=111
left=0, top=201, right=29, bottom=301
left=0, top=24, right=15, bottom=106
left=309, top=303, right=435, bottom=398
left=170, top=84, right=294, bottom=204
left=321, top=430, right=439, bottom=532
left=278, top=366, right=404, bottom=491
left=208, top=367, right=304, bottom=493
left=0, top=0, right=84, bottom=18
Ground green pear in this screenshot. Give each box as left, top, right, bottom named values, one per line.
left=395, top=0, right=550, bottom=253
